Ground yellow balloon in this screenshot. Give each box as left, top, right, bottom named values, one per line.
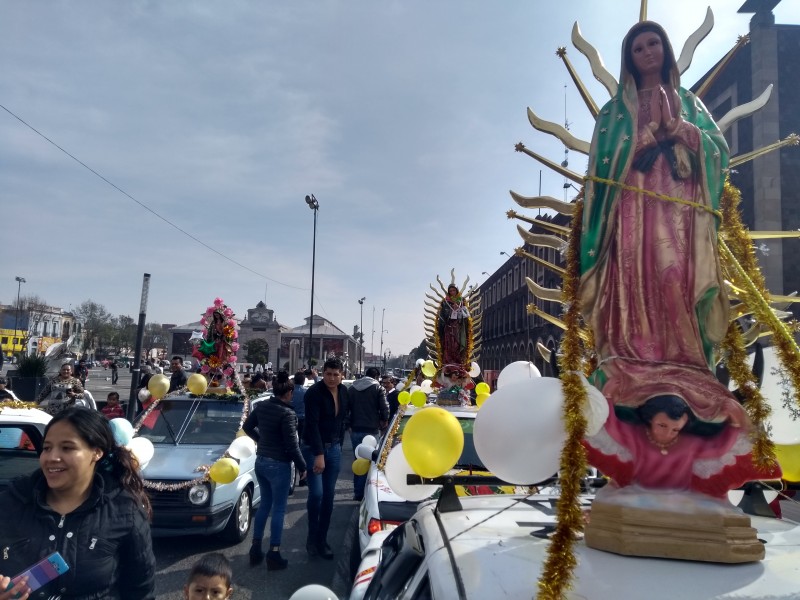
left=187, top=373, right=209, bottom=396
left=475, top=392, right=490, bottom=407
left=410, top=390, right=427, bottom=408
left=402, top=407, right=464, bottom=478
left=475, top=382, right=490, bottom=396
left=352, top=458, right=371, bottom=476
left=775, top=443, right=800, bottom=482
left=209, top=457, right=239, bottom=484
left=398, top=390, right=411, bottom=405
left=147, top=374, right=170, bottom=399
left=421, top=360, right=437, bottom=378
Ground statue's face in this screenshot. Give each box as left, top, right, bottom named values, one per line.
left=630, top=31, right=664, bottom=82
left=649, top=412, right=688, bottom=445
left=448, top=287, right=458, bottom=297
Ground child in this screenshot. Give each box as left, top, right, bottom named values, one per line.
left=184, top=553, right=233, bottom=600
left=102, top=392, right=125, bottom=419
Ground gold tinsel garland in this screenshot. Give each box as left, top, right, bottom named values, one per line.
left=0, top=399, right=39, bottom=411
left=718, top=180, right=800, bottom=418
left=537, top=194, right=589, bottom=600
left=377, top=404, right=407, bottom=471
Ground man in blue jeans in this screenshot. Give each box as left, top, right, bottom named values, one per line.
left=302, top=357, right=348, bottom=559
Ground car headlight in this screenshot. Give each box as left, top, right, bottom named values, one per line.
left=188, top=483, right=211, bottom=505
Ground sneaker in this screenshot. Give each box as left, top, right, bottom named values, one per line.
left=266, top=550, right=288, bottom=570
left=317, top=542, right=334, bottom=560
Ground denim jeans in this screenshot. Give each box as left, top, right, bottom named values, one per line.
left=252, top=456, right=292, bottom=548
left=350, top=430, right=378, bottom=499
left=302, top=442, right=341, bottom=544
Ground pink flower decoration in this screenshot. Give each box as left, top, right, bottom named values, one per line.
left=225, top=380, right=233, bottom=388
left=224, top=367, right=234, bottom=376
left=207, top=306, right=215, bottom=314
left=214, top=297, right=224, bottom=307
left=231, top=342, right=240, bottom=352
left=223, top=308, right=233, bottom=317
left=200, top=318, right=207, bottom=326
left=200, top=365, right=210, bottom=374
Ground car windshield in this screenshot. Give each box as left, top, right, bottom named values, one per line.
left=137, top=399, right=246, bottom=444
left=393, top=414, right=484, bottom=470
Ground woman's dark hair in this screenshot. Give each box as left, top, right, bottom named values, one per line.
left=45, top=407, right=151, bottom=517
left=272, top=370, right=294, bottom=397
left=623, top=22, right=675, bottom=88
left=187, top=552, right=232, bottom=588
left=637, top=395, right=690, bottom=424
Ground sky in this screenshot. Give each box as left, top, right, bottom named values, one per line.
left=2, top=0, right=798, bottom=359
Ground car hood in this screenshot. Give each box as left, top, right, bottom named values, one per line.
left=142, top=444, right=228, bottom=480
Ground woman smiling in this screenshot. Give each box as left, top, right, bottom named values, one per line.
left=0, top=408, right=155, bottom=600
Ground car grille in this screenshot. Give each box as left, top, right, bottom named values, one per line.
left=146, top=484, right=189, bottom=507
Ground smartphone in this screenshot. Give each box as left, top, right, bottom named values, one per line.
left=7, top=552, right=70, bottom=597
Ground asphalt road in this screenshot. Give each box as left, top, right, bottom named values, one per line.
left=8, top=364, right=360, bottom=599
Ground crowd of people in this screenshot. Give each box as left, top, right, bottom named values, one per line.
left=0, top=353, right=396, bottom=596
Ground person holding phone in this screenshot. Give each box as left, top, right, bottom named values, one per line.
left=0, top=407, right=155, bottom=599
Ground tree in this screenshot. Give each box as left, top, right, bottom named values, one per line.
left=16, top=295, right=50, bottom=355
left=409, top=338, right=429, bottom=362
left=244, top=339, right=270, bottom=365
left=108, top=314, right=136, bottom=355
left=74, top=300, right=112, bottom=352
left=143, top=322, right=168, bottom=359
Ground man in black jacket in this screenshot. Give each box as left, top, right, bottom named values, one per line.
left=302, top=357, right=348, bottom=559
left=346, top=366, right=389, bottom=502
left=381, top=374, right=400, bottom=422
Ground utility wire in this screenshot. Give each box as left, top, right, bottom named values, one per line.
left=0, top=102, right=307, bottom=291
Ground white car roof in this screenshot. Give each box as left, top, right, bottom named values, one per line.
left=0, top=406, right=51, bottom=426
left=410, top=494, right=800, bottom=600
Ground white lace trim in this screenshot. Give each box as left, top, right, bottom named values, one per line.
left=586, top=426, right=633, bottom=463
left=692, top=431, right=752, bottom=479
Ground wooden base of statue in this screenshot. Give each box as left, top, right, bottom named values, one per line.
left=206, top=386, right=228, bottom=395
left=585, top=498, right=764, bottom=563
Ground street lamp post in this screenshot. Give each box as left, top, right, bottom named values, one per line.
left=13, top=276, right=26, bottom=356
left=358, top=297, right=366, bottom=375
left=379, top=308, right=387, bottom=363
left=305, top=194, right=320, bottom=367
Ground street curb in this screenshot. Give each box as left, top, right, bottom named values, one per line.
left=331, top=504, right=359, bottom=598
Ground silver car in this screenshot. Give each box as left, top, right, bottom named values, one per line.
left=136, top=393, right=266, bottom=543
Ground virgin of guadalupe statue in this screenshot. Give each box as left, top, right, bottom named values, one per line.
left=438, top=284, right=471, bottom=367
left=580, top=21, right=780, bottom=496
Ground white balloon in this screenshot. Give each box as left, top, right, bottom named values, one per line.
left=408, top=385, right=421, bottom=394
left=384, top=444, right=439, bottom=501
left=128, top=436, right=155, bottom=470
left=138, top=388, right=151, bottom=402
left=289, top=584, right=339, bottom=600
left=395, top=382, right=405, bottom=392
left=420, top=379, right=433, bottom=394
left=227, top=435, right=256, bottom=460
left=468, top=361, right=481, bottom=378
left=474, top=377, right=565, bottom=484
left=355, top=443, right=375, bottom=461
left=576, top=372, right=610, bottom=437
left=362, top=435, right=378, bottom=449
left=497, top=361, right=541, bottom=389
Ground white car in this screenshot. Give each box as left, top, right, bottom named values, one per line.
left=354, top=405, right=530, bottom=562
left=0, top=406, right=51, bottom=493
left=351, top=486, right=800, bottom=600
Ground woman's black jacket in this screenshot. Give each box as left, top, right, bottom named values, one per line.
left=0, top=470, right=155, bottom=600
left=243, top=397, right=307, bottom=472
